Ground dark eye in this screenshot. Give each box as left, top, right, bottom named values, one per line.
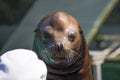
left=68, top=33, right=76, bottom=42
left=43, top=30, right=51, bottom=40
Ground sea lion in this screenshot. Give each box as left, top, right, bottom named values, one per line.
left=33, top=12, right=93, bottom=80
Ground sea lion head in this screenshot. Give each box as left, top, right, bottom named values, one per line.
left=33, top=12, right=84, bottom=68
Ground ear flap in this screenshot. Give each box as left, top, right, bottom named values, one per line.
left=80, top=30, right=83, bottom=34
left=34, top=29, right=37, bottom=32
left=34, top=28, right=39, bottom=32
left=34, top=23, right=41, bottom=32
left=78, top=24, right=83, bottom=35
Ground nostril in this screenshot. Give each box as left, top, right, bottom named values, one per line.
left=56, top=43, right=63, bottom=52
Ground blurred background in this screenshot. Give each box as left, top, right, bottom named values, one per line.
left=0, top=0, right=120, bottom=80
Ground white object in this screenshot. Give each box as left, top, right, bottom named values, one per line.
left=0, top=49, right=47, bottom=80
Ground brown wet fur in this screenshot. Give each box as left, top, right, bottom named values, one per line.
left=35, top=12, right=93, bottom=80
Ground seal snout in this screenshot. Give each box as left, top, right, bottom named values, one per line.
left=56, top=42, right=63, bottom=53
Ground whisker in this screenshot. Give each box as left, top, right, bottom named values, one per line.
left=47, top=44, right=55, bottom=49
left=64, top=50, right=79, bottom=62
left=70, top=50, right=79, bottom=56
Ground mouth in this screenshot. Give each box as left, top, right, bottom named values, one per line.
left=50, top=51, right=66, bottom=62
left=54, top=55, right=65, bottom=60
left=49, top=53, right=72, bottom=68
